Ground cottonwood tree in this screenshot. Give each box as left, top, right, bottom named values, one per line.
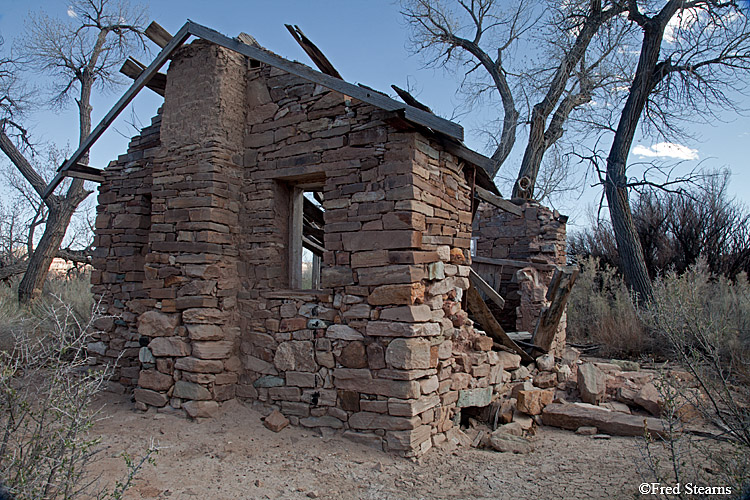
left=0, top=0, right=147, bottom=302
left=401, top=0, right=632, bottom=198
left=602, top=0, right=750, bottom=302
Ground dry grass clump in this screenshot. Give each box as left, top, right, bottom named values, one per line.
left=566, top=256, right=649, bottom=357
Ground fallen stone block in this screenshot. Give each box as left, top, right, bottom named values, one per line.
left=489, top=430, right=533, bottom=453
left=577, top=363, right=606, bottom=405
left=516, top=389, right=554, bottom=415
left=542, top=403, right=667, bottom=437
left=264, top=410, right=289, bottom=432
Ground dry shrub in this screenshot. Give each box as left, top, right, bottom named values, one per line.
left=0, top=272, right=92, bottom=353
left=566, top=256, right=649, bottom=357
left=0, top=288, right=155, bottom=499
left=639, top=260, right=750, bottom=497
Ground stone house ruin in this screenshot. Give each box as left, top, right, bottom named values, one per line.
left=66, top=22, right=569, bottom=457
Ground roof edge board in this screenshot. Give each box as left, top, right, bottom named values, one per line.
left=186, top=22, right=464, bottom=142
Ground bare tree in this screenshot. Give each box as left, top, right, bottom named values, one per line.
left=603, top=0, right=750, bottom=302
left=0, top=0, right=147, bottom=302
left=401, top=0, right=631, bottom=199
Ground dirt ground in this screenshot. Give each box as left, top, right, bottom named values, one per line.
left=89, top=392, right=649, bottom=500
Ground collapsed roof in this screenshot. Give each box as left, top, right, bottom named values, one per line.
left=43, top=21, right=503, bottom=200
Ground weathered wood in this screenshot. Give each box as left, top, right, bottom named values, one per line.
left=66, top=163, right=104, bottom=182
left=145, top=21, right=173, bottom=48
left=311, top=253, right=321, bottom=289
left=532, top=265, right=579, bottom=353
left=302, top=235, right=325, bottom=256
left=466, top=286, right=534, bottom=363
left=472, top=255, right=557, bottom=272
left=289, top=187, right=304, bottom=289
left=507, top=331, right=532, bottom=342
left=237, top=32, right=261, bottom=47
left=44, top=22, right=191, bottom=199
left=474, top=185, right=523, bottom=217
left=303, top=197, right=324, bottom=226
left=187, top=22, right=464, bottom=141
left=391, top=85, right=432, bottom=113
left=443, top=141, right=497, bottom=181
left=302, top=220, right=324, bottom=244
left=285, top=24, right=342, bottom=79
left=119, top=57, right=166, bottom=96
left=469, top=268, right=505, bottom=309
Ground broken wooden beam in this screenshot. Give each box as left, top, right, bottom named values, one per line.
left=466, top=285, right=534, bottom=363
left=119, top=57, right=167, bottom=96
left=474, top=185, right=523, bottom=217
left=66, top=163, right=104, bottom=182
left=532, top=265, right=579, bottom=353
left=472, top=255, right=557, bottom=272
left=285, top=24, right=342, bottom=79
left=469, top=268, right=505, bottom=309
left=391, top=85, right=432, bottom=113
left=145, top=21, right=173, bottom=49
left=237, top=32, right=261, bottom=47
left=303, top=197, right=324, bottom=227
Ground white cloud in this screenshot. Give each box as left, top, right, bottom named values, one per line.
left=67, top=6, right=77, bottom=18
left=633, top=142, right=699, bottom=161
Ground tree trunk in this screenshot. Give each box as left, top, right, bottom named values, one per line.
left=605, top=163, right=653, bottom=302
left=17, top=202, right=77, bottom=301
left=604, top=3, right=680, bottom=302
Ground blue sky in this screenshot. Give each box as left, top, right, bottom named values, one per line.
left=1, top=0, right=748, bottom=230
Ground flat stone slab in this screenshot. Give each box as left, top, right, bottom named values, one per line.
left=542, top=403, right=667, bottom=437
left=456, top=387, right=492, bottom=408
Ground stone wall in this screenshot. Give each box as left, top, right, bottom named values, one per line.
left=472, top=201, right=567, bottom=336
left=89, top=113, right=159, bottom=389
left=91, top=39, right=508, bottom=457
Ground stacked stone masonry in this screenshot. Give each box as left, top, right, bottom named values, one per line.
left=90, top=39, right=560, bottom=457
left=473, top=202, right=567, bottom=344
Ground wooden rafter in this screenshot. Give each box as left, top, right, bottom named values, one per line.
left=285, top=24, right=342, bottom=79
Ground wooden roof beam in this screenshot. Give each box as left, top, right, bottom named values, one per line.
left=474, top=185, right=523, bottom=216
left=120, top=57, right=166, bottom=96
left=285, top=24, right=342, bottom=79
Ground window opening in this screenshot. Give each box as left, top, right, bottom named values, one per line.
left=290, top=187, right=325, bottom=289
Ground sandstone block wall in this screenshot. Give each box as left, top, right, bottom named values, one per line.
left=89, top=113, right=159, bottom=388
left=90, top=39, right=512, bottom=456
left=473, top=202, right=567, bottom=334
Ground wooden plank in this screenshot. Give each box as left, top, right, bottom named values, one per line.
left=44, top=22, right=192, bottom=199
left=391, top=85, right=432, bottom=113
left=303, top=197, right=324, bottom=226
left=311, top=253, right=321, bottom=289
left=289, top=187, right=304, bottom=289
left=66, top=163, right=104, bottom=182
left=443, top=141, right=497, bottom=180
left=303, top=235, right=325, bottom=256
left=532, top=265, right=579, bottom=353
left=474, top=185, right=523, bottom=216
left=469, top=268, right=505, bottom=309
left=186, top=22, right=464, bottom=141
left=145, top=21, right=173, bottom=48
left=285, top=24, right=342, bottom=79
left=237, top=32, right=261, bottom=47
left=472, top=255, right=557, bottom=272
left=119, top=57, right=166, bottom=96
left=466, top=285, right=534, bottom=363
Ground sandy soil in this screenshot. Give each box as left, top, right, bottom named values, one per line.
left=88, top=392, right=649, bottom=500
